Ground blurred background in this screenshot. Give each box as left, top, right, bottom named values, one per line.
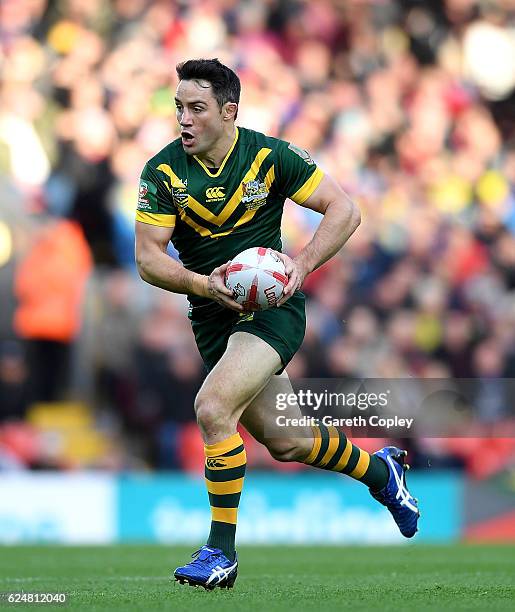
left=0, top=0, right=514, bottom=544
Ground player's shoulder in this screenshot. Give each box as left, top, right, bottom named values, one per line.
left=143, top=137, right=185, bottom=173
left=238, top=126, right=289, bottom=154
left=238, top=127, right=314, bottom=165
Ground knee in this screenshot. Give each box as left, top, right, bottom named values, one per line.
left=195, top=392, right=222, bottom=430
left=266, top=439, right=308, bottom=463
left=195, top=391, right=238, bottom=436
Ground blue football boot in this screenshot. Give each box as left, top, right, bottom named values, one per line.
left=174, top=546, right=238, bottom=590
left=370, top=446, right=420, bottom=538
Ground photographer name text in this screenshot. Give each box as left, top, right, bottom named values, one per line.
left=275, top=415, right=414, bottom=429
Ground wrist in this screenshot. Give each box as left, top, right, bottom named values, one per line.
left=192, top=273, right=210, bottom=298
left=294, top=255, right=312, bottom=280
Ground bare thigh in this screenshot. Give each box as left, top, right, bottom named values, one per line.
left=240, top=370, right=313, bottom=460
left=195, top=331, right=282, bottom=442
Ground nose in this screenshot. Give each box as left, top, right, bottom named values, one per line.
left=179, top=108, right=193, bottom=127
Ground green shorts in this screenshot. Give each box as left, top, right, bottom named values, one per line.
left=189, top=291, right=306, bottom=374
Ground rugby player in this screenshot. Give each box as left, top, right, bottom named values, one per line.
left=135, top=59, right=419, bottom=590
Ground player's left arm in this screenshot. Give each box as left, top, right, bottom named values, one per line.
left=277, top=173, right=360, bottom=306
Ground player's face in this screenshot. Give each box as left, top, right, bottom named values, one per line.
left=175, top=79, right=225, bottom=156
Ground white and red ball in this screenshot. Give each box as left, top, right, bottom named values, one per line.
left=225, top=247, right=288, bottom=311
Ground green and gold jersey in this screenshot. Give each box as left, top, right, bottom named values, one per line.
left=136, top=126, right=323, bottom=309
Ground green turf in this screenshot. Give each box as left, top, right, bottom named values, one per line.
left=0, top=545, right=513, bottom=611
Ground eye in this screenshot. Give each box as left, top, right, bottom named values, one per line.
left=193, top=107, right=203, bottom=113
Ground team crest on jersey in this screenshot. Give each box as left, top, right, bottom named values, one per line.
left=241, top=180, right=268, bottom=210
left=172, top=179, right=189, bottom=209
left=137, top=179, right=158, bottom=211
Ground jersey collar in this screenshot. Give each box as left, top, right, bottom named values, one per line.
left=193, top=127, right=239, bottom=178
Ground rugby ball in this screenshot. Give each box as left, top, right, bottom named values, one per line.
left=225, top=247, right=288, bottom=311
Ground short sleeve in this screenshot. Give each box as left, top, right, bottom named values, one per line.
left=135, top=163, right=177, bottom=228
left=276, top=141, right=324, bottom=205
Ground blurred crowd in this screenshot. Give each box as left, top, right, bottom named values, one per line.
left=0, top=0, right=514, bottom=474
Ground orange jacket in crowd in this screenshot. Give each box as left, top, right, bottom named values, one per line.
left=14, top=219, right=93, bottom=343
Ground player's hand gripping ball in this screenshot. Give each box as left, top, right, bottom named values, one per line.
left=225, top=247, right=288, bottom=311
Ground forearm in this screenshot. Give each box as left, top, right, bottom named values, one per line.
left=136, top=248, right=208, bottom=297
left=295, top=195, right=361, bottom=274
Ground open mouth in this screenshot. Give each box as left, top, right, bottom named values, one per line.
left=181, top=131, right=195, bottom=146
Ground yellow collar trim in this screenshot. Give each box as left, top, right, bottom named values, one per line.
left=193, top=127, right=239, bottom=178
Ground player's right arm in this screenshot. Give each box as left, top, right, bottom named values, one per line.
left=135, top=221, right=205, bottom=296
left=135, top=222, right=242, bottom=311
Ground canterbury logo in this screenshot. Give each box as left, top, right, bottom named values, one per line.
left=206, top=187, right=225, bottom=199
left=206, top=458, right=227, bottom=468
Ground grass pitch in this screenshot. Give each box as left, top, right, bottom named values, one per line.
left=0, top=545, right=514, bottom=611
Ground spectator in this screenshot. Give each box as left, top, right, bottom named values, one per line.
left=13, top=215, right=92, bottom=403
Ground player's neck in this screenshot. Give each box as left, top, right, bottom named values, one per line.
left=196, top=125, right=237, bottom=169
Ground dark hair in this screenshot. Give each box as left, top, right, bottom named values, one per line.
left=176, top=58, right=240, bottom=113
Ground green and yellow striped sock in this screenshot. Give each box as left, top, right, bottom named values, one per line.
left=303, top=424, right=388, bottom=491
left=204, top=432, right=246, bottom=561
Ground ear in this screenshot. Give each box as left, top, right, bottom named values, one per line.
left=223, top=102, right=238, bottom=121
